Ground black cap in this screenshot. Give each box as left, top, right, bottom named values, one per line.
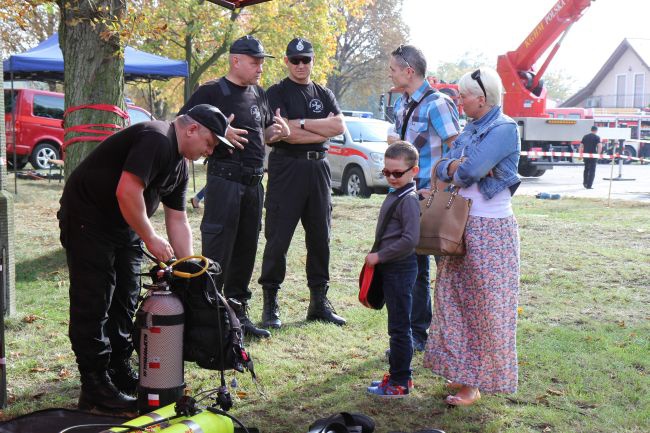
left=286, top=37, right=314, bottom=58
left=186, top=104, right=234, bottom=149
left=229, top=35, right=274, bottom=58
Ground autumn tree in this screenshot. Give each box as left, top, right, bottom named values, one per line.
left=0, top=0, right=59, bottom=57
left=327, top=0, right=408, bottom=112
left=57, top=0, right=127, bottom=176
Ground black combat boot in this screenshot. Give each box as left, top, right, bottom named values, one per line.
left=261, top=287, right=282, bottom=329
left=108, top=357, right=139, bottom=396
left=306, top=285, right=347, bottom=326
left=237, top=301, right=271, bottom=338
left=78, top=370, right=137, bottom=414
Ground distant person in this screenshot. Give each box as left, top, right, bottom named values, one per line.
left=258, top=37, right=346, bottom=328
left=365, top=141, right=420, bottom=398
left=579, top=125, right=601, bottom=189
left=423, top=67, right=521, bottom=406
left=387, top=44, right=460, bottom=352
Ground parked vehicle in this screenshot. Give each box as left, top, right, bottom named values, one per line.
left=4, top=88, right=153, bottom=170
left=329, top=116, right=392, bottom=197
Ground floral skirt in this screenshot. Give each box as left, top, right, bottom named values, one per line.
left=423, top=215, right=520, bottom=393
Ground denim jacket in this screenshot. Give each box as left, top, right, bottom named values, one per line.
left=435, top=106, right=521, bottom=199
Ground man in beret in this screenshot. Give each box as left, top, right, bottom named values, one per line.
left=58, top=104, right=232, bottom=413
left=258, top=37, right=346, bottom=329
left=178, top=35, right=289, bottom=339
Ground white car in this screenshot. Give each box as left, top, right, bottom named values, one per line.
left=329, top=117, right=392, bottom=197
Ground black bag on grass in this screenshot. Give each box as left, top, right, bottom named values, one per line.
left=308, top=412, right=375, bottom=433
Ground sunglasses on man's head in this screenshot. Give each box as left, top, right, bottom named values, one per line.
left=395, top=45, right=413, bottom=70
left=289, top=57, right=312, bottom=65
left=471, top=69, right=487, bottom=98
left=381, top=165, right=414, bottom=179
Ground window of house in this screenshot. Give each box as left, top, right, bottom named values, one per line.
left=616, top=75, right=626, bottom=107
left=634, top=73, right=644, bottom=108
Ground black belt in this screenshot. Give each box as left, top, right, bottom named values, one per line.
left=272, top=148, right=327, bottom=160
left=207, top=162, right=264, bottom=186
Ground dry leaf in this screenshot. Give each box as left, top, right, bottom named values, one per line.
left=546, top=388, right=564, bottom=396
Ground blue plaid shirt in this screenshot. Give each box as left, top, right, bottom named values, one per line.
left=393, top=81, right=460, bottom=189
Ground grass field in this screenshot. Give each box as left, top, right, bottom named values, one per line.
left=1, top=168, right=649, bottom=433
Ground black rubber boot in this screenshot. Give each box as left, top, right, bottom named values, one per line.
left=306, top=285, right=346, bottom=326
left=108, top=357, right=138, bottom=396
left=78, top=370, right=137, bottom=414
left=237, top=302, right=271, bottom=339
left=261, top=287, right=282, bottom=329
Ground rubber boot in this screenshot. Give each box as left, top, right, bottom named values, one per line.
left=78, top=370, right=137, bottom=414
left=108, top=357, right=138, bottom=396
left=237, top=302, right=271, bottom=339
left=261, top=287, right=282, bottom=329
left=306, top=285, right=346, bottom=326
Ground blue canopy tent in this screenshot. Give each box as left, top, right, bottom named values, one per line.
left=3, top=33, right=188, bottom=81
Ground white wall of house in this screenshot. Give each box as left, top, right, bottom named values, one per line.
left=589, top=49, right=650, bottom=108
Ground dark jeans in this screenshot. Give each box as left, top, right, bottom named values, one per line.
left=410, top=254, right=433, bottom=348
left=381, top=253, right=418, bottom=386
left=259, top=152, right=332, bottom=290
left=201, top=172, right=264, bottom=301
left=583, top=158, right=597, bottom=188
left=59, top=215, right=141, bottom=373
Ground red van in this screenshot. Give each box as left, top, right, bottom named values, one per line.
left=4, top=88, right=153, bottom=169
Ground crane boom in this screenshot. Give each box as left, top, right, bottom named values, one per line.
left=498, top=0, right=593, bottom=118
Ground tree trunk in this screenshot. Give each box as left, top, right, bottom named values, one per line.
left=59, top=0, right=127, bottom=178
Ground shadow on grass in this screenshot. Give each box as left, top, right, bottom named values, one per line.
left=16, top=248, right=67, bottom=283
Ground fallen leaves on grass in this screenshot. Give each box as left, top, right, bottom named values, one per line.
left=546, top=388, right=564, bottom=396
left=58, top=368, right=73, bottom=380
left=22, top=314, right=43, bottom=323
left=30, top=367, right=50, bottom=373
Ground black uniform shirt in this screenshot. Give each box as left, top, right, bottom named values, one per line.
left=581, top=132, right=601, bottom=154
left=178, top=77, right=273, bottom=167
left=60, top=120, right=188, bottom=229
left=266, top=78, right=341, bottom=152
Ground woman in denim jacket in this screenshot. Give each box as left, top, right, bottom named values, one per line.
left=423, top=66, right=521, bottom=406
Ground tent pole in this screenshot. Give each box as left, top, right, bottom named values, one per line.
left=148, top=80, right=154, bottom=116
left=10, top=72, right=17, bottom=195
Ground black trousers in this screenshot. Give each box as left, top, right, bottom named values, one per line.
left=201, top=173, right=264, bottom=301
left=259, top=152, right=332, bottom=290
left=59, top=216, right=141, bottom=373
left=583, top=158, right=597, bottom=188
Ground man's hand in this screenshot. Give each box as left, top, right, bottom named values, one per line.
left=225, top=114, right=248, bottom=150
left=365, top=252, right=380, bottom=267
left=144, top=234, right=175, bottom=263
left=266, top=108, right=290, bottom=143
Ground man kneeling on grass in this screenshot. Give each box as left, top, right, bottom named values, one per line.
left=364, top=141, right=420, bottom=398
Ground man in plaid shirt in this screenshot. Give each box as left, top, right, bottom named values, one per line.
left=388, top=44, right=460, bottom=352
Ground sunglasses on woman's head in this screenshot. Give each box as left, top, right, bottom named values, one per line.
left=381, top=166, right=414, bottom=179
left=289, top=57, right=312, bottom=65
left=471, top=69, right=487, bottom=98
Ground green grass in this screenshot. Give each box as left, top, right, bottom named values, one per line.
left=1, top=169, right=649, bottom=433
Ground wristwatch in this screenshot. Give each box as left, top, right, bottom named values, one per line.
left=300, top=119, right=306, bottom=129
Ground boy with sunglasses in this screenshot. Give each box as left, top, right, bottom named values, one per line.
left=259, top=38, right=347, bottom=328
left=365, top=141, right=421, bottom=398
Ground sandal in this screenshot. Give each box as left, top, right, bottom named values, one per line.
left=190, top=197, right=201, bottom=209
left=445, top=387, right=481, bottom=407
left=444, top=380, right=462, bottom=391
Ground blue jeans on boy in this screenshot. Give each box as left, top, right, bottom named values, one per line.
left=410, top=254, right=432, bottom=350
left=382, top=253, right=418, bottom=387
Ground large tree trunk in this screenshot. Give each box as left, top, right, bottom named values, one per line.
left=58, top=0, right=127, bottom=178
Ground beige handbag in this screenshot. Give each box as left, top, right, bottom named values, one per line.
left=416, top=158, right=472, bottom=256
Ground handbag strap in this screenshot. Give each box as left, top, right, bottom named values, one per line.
left=429, top=157, right=449, bottom=193
left=370, top=186, right=415, bottom=252
left=400, top=89, right=434, bottom=140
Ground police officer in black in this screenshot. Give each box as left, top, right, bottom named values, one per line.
left=259, top=37, right=347, bottom=328
left=178, top=36, right=290, bottom=338
left=58, top=105, right=232, bottom=413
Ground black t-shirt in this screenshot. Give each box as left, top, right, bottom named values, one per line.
left=60, top=121, right=188, bottom=229
left=178, top=77, right=273, bottom=167
left=581, top=132, right=601, bottom=154
left=266, top=78, right=341, bottom=152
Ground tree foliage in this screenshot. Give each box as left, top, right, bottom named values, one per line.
left=327, top=0, right=408, bottom=112
left=0, top=1, right=59, bottom=57
left=430, top=51, right=494, bottom=84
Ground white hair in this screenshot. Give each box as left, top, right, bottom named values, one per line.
left=458, top=66, right=503, bottom=106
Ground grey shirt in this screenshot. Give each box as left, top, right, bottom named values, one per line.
left=375, top=182, right=421, bottom=263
